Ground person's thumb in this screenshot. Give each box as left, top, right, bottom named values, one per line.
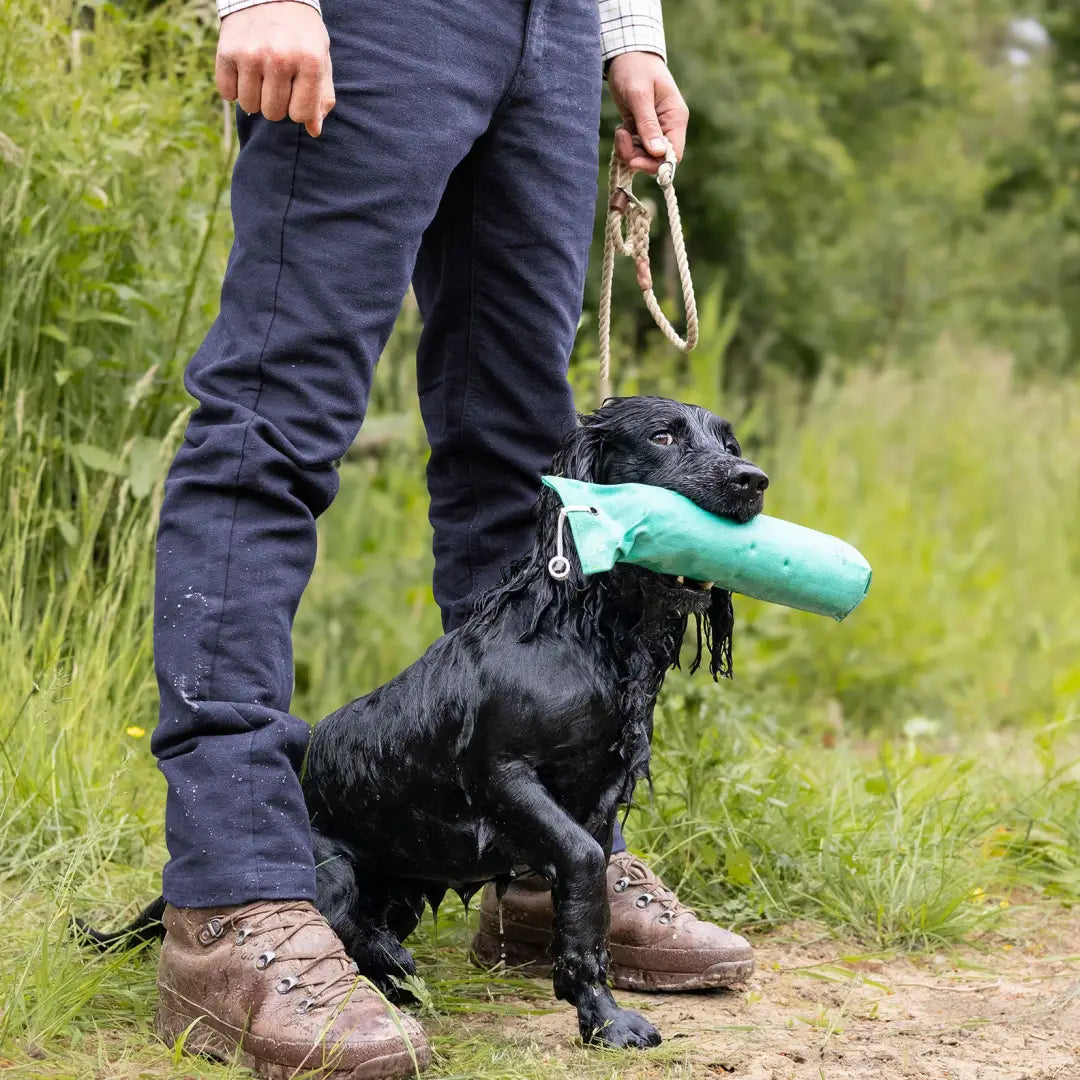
left=629, top=91, right=668, bottom=157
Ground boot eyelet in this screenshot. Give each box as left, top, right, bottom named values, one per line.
left=197, top=918, right=224, bottom=945
left=276, top=976, right=299, bottom=993
left=612, top=877, right=630, bottom=893
left=255, top=950, right=276, bottom=969
left=235, top=929, right=250, bottom=945
left=296, top=997, right=315, bottom=1013
left=658, top=912, right=673, bottom=925
left=635, top=892, right=654, bottom=908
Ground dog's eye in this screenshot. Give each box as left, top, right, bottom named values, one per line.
left=650, top=432, right=674, bottom=447
left=725, top=443, right=741, bottom=457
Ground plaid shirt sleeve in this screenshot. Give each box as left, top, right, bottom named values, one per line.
left=216, top=0, right=666, bottom=66
left=598, top=0, right=666, bottom=64
left=218, top=0, right=320, bottom=19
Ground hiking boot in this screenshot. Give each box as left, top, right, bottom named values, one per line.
left=155, top=900, right=430, bottom=1079
left=470, top=852, right=754, bottom=992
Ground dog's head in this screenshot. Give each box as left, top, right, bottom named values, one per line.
left=552, top=396, right=768, bottom=523
left=548, top=396, right=768, bottom=676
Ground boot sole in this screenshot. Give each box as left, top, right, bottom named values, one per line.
left=470, top=930, right=754, bottom=993
left=155, top=985, right=428, bottom=1080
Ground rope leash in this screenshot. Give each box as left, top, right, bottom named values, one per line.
left=597, top=139, right=698, bottom=404
left=546, top=140, right=699, bottom=581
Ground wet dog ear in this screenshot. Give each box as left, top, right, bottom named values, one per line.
left=687, top=587, right=734, bottom=680
left=706, top=587, right=734, bottom=680
left=548, top=416, right=606, bottom=484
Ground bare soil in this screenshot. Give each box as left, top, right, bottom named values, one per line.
left=442, top=909, right=1080, bottom=1079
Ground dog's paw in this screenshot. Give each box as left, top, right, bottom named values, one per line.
left=350, top=931, right=418, bottom=1000
left=585, top=1007, right=661, bottom=1049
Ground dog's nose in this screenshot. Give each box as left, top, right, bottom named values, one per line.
left=734, top=464, right=769, bottom=494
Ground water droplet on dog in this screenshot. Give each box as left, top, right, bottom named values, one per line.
left=498, top=896, right=506, bottom=969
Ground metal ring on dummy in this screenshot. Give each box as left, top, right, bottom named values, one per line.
left=547, top=555, right=572, bottom=580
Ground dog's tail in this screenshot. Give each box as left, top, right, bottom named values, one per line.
left=72, top=895, right=167, bottom=951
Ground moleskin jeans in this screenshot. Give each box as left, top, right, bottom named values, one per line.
left=150, top=0, right=639, bottom=908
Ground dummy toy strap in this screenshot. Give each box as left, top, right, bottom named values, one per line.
left=597, top=140, right=698, bottom=403
left=547, top=504, right=599, bottom=581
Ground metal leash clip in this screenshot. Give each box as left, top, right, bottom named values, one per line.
left=548, top=505, right=598, bottom=581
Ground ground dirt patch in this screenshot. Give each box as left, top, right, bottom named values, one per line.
left=2, top=907, right=1079, bottom=1079
left=432, top=908, right=1080, bottom=1079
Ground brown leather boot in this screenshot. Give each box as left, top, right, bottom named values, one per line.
left=155, top=900, right=430, bottom=1079
left=470, top=852, right=754, bottom=992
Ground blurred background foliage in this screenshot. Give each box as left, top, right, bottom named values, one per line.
left=4, top=0, right=1078, bottom=719
left=628, top=0, right=1073, bottom=379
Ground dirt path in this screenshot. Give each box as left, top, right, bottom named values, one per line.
left=442, top=910, right=1080, bottom=1079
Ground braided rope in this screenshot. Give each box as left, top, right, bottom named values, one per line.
left=597, top=141, right=698, bottom=404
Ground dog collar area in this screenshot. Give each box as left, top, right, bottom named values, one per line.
left=540, top=476, right=872, bottom=622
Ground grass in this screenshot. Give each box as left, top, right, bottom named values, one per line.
left=4, top=353, right=1080, bottom=1073
left=2, top=1, right=1080, bottom=1077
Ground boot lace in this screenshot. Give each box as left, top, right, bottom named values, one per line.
left=609, top=854, right=695, bottom=926
left=227, top=902, right=366, bottom=1012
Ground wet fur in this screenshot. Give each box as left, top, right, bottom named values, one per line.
left=77, top=396, right=767, bottom=1050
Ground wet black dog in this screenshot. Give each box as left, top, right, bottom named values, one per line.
left=79, top=396, right=767, bottom=1049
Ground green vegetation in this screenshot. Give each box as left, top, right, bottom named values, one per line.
left=2, top=0, right=1079, bottom=1077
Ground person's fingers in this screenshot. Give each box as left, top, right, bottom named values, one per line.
left=624, top=152, right=660, bottom=174
left=614, top=125, right=637, bottom=164
left=626, top=86, right=668, bottom=158
left=217, top=5, right=333, bottom=134
left=261, top=53, right=294, bottom=122
left=287, top=53, right=321, bottom=131
left=614, top=124, right=660, bottom=174
left=236, top=58, right=263, bottom=115
left=215, top=50, right=239, bottom=102
left=306, top=53, right=335, bottom=137
left=658, top=92, right=690, bottom=162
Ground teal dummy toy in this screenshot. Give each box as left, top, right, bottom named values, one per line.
left=541, top=476, right=871, bottom=621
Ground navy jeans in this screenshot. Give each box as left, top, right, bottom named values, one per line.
left=151, top=0, right=628, bottom=908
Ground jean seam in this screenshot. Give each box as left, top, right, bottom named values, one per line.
left=201, top=123, right=304, bottom=899
left=456, top=150, right=485, bottom=608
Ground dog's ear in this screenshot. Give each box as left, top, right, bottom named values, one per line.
left=706, top=587, right=734, bottom=680
left=548, top=416, right=605, bottom=483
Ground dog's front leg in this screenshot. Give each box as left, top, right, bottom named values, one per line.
left=487, top=762, right=661, bottom=1049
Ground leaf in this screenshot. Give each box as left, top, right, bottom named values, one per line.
left=39, top=324, right=69, bottom=344
left=108, top=283, right=147, bottom=305
left=55, top=514, right=78, bottom=547
left=699, top=842, right=719, bottom=869
left=864, top=775, right=889, bottom=795
left=82, top=184, right=109, bottom=210
left=72, top=442, right=125, bottom=476
left=72, top=310, right=135, bottom=327
left=724, top=845, right=753, bottom=887
left=0, top=128, right=23, bottom=165
left=128, top=436, right=162, bottom=498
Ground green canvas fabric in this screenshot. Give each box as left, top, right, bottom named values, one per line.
left=541, top=476, right=872, bottom=621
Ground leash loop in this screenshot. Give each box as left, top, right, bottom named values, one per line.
left=598, top=140, right=697, bottom=404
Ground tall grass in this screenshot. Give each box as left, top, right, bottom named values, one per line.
left=730, top=355, right=1080, bottom=731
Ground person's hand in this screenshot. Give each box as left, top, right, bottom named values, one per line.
left=216, top=2, right=336, bottom=138
left=607, top=52, right=689, bottom=173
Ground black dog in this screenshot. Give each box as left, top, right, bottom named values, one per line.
left=80, top=396, right=767, bottom=1049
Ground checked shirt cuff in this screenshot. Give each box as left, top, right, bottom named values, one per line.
left=599, top=0, right=667, bottom=64
left=218, top=0, right=321, bottom=19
